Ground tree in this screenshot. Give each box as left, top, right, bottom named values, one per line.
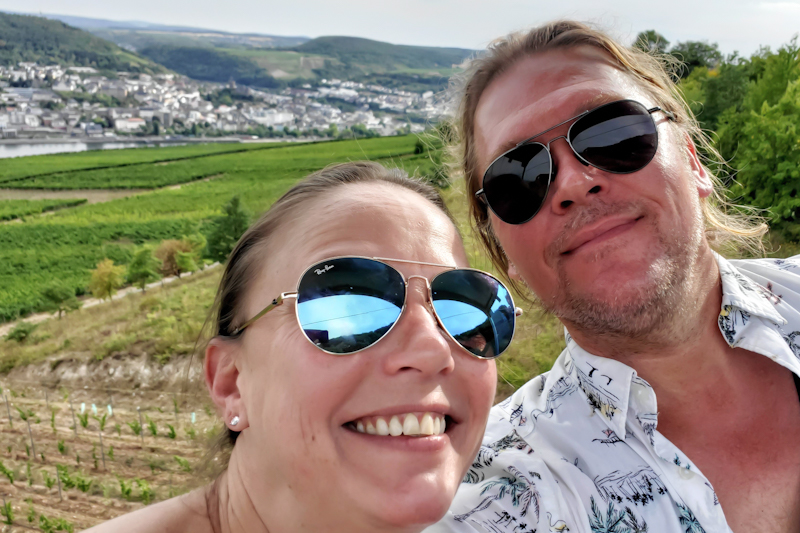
left=41, top=283, right=81, bottom=318
left=727, top=80, right=800, bottom=236
left=206, top=196, right=250, bottom=263
left=127, top=247, right=161, bottom=292
left=633, top=30, right=670, bottom=54
left=154, top=235, right=205, bottom=277
left=175, top=251, right=199, bottom=274
left=669, top=40, right=722, bottom=77
left=88, top=259, right=126, bottom=301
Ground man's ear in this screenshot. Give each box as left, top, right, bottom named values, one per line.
left=684, top=133, right=713, bottom=199
left=205, top=338, right=248, bottom=431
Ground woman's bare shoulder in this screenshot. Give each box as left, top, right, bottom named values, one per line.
left=83, top=486, right=213, bottom=533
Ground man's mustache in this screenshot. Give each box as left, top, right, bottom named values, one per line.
left=546, top=200, right=646, bottom=262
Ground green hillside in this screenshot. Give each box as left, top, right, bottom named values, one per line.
left=89, top=27, right=308, bottom=51
left=138, top=45, right=282, bottom=87
left=292, top=36, right=471, bottom=71
left=133, top=35, right=472, bottom=91
left=0, top=12, right=166, bottom=73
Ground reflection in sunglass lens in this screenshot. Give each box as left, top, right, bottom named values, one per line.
left=569, top=100, right=658, bottom=173
left=430, top=270, right=516, bottom=359
left=296, top=258, right=404, bottom=354
left=483, top=143, right=551, bottom=225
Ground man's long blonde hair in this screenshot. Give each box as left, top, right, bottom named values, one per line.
left=449, top=20, right=767, bottom=289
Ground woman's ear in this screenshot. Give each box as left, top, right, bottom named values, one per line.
left=205, top=338, right=249, bottom=431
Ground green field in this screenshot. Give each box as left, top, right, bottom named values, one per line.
left=0, top=136, right=437, bottom=322
left=0, top=142, right=284, bottom=185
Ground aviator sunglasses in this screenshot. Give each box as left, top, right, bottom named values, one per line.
left=477, top=99, right=676, bottom=225
left=231, top=256, right=521, bottom=359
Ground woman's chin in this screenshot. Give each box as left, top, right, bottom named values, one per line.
left=367, top=480, right=455, bottom=530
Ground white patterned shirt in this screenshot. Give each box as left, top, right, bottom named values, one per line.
left=428, top=255, right=800, bottom=533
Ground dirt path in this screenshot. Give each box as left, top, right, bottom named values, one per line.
left=0, top=264, right=220, bottom=338
left=0, top=189, right=150, bottom=204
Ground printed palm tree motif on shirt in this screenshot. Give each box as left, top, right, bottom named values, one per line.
left=676, top=503, right=705, bottom=533
left=454, top=466, right=542, bottom=523
left=464, top=430, right=534, bottom=484
left=718, top=306, right=750, bottom=345
left=622, top=507, right=648, bottom=533
left=594, top=466, right=668, bottom=506
left=593, top=429, right=624, bottom=445
left=781, top=330, right=800, bottom=358
left=673, top=454, right=691, bottom=470
left=588, top=496, right=632, bottom=533
left=529, top=376, right=578, bottom=426
left=635, top=413, right=658, bottom=446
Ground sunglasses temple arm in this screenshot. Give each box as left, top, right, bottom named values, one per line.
left=232, top=292, right=298, bottom=335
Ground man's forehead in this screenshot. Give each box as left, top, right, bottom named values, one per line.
left=474, top=48, right=644, bottom=170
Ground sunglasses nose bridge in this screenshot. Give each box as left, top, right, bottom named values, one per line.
left=405, top=275, right=433, bottom=303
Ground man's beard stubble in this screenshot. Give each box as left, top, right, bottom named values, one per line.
left=540, top=199, right=705, bottom=345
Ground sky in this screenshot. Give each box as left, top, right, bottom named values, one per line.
left=4, top=0, right=799, bottom=56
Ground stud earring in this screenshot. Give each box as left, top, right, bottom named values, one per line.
left=230, top=415, right=240, bottom=427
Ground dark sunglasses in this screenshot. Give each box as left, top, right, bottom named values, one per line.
left=232, top=256, right=521, bottom=359
left=476, top=99, right=675, bottom=225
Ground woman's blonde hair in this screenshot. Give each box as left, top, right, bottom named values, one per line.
left=450, top=20, right=767, bottom=291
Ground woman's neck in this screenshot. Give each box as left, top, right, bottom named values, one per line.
left=206, top=456, right=271, bottom=533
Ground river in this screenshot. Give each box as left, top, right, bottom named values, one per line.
left=0, top=138, right=245, bottom=159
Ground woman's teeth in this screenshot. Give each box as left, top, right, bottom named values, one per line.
left=351, top=413, right=446, bottom=437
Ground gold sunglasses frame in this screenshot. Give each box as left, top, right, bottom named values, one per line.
left=230, top=256, right=523, bottom=359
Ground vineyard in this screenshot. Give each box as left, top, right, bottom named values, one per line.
left=0, top=136, right=434, bottom=322
left=0, top=379, right=219, bottom=532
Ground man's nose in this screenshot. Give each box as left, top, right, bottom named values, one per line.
left=545, top=138, right=609, bottom=215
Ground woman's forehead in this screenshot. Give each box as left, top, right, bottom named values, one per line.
left=248, top=183, right=466, bottom=305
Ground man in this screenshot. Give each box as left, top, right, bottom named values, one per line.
left=430, top=21, right=800, bottom=533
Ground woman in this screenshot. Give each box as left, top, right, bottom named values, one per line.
left=88, top=161, right=520, bottom=532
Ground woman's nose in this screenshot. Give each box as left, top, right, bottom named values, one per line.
left=380, top=279, right=456, bottom=377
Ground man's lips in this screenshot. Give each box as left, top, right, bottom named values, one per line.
left=561, top=216, right=642, bottom=255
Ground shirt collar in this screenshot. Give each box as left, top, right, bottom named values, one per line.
left=717, top=253, right=786, bottom=326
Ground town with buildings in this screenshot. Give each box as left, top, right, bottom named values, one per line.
left=0, top=62, right=449, bottom=141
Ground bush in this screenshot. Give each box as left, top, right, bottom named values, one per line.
left=88, top=259, right=126, bottom=301
left=5, top=321, right=38, bottom=343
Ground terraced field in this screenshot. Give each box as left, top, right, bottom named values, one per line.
left=0, top=136, right=433, bottom=322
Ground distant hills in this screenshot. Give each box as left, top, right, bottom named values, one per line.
left=1, top=12, right=475, bottom=91
left=0, top=13, right=167, bottom=74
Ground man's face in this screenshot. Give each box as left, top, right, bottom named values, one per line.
left=474, top=46, right=712, bottom=337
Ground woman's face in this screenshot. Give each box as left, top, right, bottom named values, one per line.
left=233, top=183, right=497, bottom=531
